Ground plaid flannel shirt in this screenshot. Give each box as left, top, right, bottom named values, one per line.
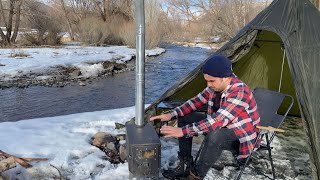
left=170, top=77, right=260, bottom=159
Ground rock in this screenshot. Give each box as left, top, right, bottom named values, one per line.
left=69, top=69, right=81, bottom=78
left=91, top=132, right=112, bottom=147
left=0, top=63, right=5, bottom=66
left=102, top=61, right=115, bottom=72
left=106, top=142, right=116, bottom=151
left=79, top=81, right=86, bottom=86
left=119, top=144, right=127, bottom=162
left=0, top=157, right=16, bottom=173
left=115, top=123, right=125, bottom=130
left=116, top=134, right=126, bottom=141
left=91, top=132, right=126, bottom=164
left=91, top=132, right=118, bottom=151
left=114, top=63, right=127, bottom=71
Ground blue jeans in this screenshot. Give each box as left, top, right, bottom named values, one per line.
left=177, top=112, right=239, bottom=177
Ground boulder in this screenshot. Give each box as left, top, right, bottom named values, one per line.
left=0, top=156, right=16, bottom=173
left=91, top=132, right=126, bottom=164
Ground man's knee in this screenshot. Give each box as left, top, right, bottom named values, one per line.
left=205, top=128, right=229, bottom=144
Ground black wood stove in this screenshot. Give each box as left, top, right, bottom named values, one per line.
left=126, top=123, right=160, bottom=179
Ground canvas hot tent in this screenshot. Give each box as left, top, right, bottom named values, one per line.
left=144, top=0, right=320, bottom=179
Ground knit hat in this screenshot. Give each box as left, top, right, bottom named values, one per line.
left=202, top=55, right=233, bottom=77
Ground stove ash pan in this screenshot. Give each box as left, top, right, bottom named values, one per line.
left=126, top=123, right=161, bottom=177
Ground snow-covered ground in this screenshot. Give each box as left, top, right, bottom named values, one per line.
left=0, top=107, right=311, bottom=179
left=0, top=46, right=165, bottom=80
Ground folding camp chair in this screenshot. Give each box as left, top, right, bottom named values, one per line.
left=235, top=87, right=294, bottom=180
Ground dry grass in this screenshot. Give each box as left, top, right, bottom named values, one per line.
left=78, top=18, right=111, bottom=46
left=119, top=21, right=163, bottom=49
left=10, top=49, right=30, bottom=58
left=118, top=21, right=135, bottom=48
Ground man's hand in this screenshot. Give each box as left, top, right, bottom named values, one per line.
left=149, top=113, right=172, bottom=122
left=160, top=126, right=184, bottom=138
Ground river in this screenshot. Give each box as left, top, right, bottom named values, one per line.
left=0, top=45, right=211, bottom=122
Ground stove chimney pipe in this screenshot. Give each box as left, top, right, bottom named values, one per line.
left=135, top=0, right=145, bottom=127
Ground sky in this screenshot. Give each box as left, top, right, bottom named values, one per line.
left=0, top=45, right=311, bottom=179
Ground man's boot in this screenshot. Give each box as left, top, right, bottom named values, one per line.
left=185, top=170, right=202, bottom=180
left=162, top=152, right=193, bottom=179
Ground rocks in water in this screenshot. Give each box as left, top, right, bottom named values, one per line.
left=78, top=81, right=86, bottom=86
left=91, top=132, right=127, bottom=164
left=69, top=69, right=81, bottom=79
left=102, top=61, right=115, bottom=72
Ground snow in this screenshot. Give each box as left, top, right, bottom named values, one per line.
left=0, top=107, right=311, bottom=179
left=0, top=46, right=165, bottom=79
left=0, top=107, right=151, bottom=179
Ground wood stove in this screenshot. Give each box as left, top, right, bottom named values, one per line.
left=126, top=123, right=160, bottom=178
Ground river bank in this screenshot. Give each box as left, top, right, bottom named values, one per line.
left=0, top=46, right=165, bottom=89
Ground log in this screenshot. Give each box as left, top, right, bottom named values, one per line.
left=0, top=150, right=48, bottom=169
left=21, top=157, right=48, bottom=162
left=0, top=157, right=16, bottom=172
left=0, top=150, right=31, bottom=168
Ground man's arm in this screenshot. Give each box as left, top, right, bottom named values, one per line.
left=171, top=87, right=212, bottom=118
left=182, top=89, right=249, bottom=137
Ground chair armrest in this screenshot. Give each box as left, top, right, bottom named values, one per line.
left=257, top=126, right=285, bottom=133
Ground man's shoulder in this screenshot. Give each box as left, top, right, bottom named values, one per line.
left=229, top=77, right=252, bottom=94
left=230, top=77, right=246, bottom=89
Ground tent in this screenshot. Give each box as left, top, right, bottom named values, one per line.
left=145, top=0, right=320, bottom=179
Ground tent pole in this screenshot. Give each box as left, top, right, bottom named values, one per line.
left=278, top=49, right=286, bottom=92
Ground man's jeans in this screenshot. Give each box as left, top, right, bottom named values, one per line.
left=177, top=112, right=240, bottom=177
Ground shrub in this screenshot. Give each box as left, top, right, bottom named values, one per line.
left=78, top=18, right=111, bottom=46
left=119, top=20, right=162, bottom=49
left=10, top=49, right=30, bottom=58
left=119, top=21, right=135, bottom=48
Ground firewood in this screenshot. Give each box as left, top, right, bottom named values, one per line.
left=0, top=150, right=32, bottom=168
left=21, top=157, right=48, bottom=162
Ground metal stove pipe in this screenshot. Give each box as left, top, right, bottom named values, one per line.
left=135, top=0, right=145, bottom=127
left=127, top=4, right=160, bottom=179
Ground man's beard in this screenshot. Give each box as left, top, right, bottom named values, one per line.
left=209, top=87, right=222, bottom=93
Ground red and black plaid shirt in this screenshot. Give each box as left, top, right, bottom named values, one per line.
left=171, top=77, right=260, bottom=159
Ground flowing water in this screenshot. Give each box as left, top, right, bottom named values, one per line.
left=0, top=45, right=211, bottom=122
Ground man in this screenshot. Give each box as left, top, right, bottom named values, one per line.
left=150, top=55, right=260, bottom=179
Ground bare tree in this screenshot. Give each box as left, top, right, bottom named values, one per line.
left=51, top=0, right=95, bottom=25
left=91, top=0, right=133, bottom=22
left=24, top=0, right=62, bottom=45
left=162, top=0, right=267, bottom=41
left=0, top=0, right=23, bottom=46
left=59, top=0, right=75, bottom=40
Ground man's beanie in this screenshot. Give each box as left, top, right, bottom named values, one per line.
left=202, top=55, right=233, bottom=77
